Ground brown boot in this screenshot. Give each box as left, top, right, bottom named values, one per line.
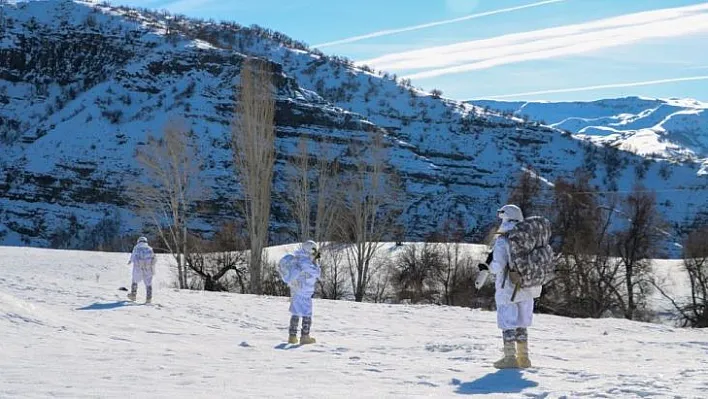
left=127, top=283, right=137, bottom=301
left=493, top=341, right=518, bottom=369
left=299, top=335, right=316, bottom=345
left=516, top=341, right=531, bottom=368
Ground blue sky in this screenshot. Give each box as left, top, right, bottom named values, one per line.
left=112, top=0, right=708, bottom=102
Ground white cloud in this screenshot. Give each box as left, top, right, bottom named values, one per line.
left=313, top=0, right=566, bottom=48
left=359, top=3, right=708, bottom=80
left=479, top=75, right=708, bottom=99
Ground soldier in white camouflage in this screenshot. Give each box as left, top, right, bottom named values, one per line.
left=126, top=236, right=157, bottom=303
left=478, top=204, right=546, bottom=369
left=279, top=240, right=321, bottom=345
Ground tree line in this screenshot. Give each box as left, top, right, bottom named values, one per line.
left=128, top=58, right=706, bottom=328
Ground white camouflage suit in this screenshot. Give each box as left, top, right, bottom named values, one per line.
left=284, top=241, right=321, bottom=342
left=127, top=237, right=157, bottom=299
left=486, top=204, right=543, bottom=368
left=488, top=208, right=542, bottom=336
left=288, top=248, right=321, bottom=317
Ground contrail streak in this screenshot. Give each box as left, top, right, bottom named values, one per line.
left=361, top=3, right=708, bottom=79
left=313, top=0, right=566, bottom=48
left=480, top=75, right=708, bottom=99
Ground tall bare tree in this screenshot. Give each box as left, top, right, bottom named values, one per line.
left=287, top=136, right=311, bottom=242
left=310, top=143, right=346, bottom=299
left=286, top=136, right=342, bottom=244
left=313, top=141, right=342, bottom=244
left=285, top=137, right=345, bottom=298
left=339, top=132, right=401, bottom=302
left=231, top=58, right=276, bottom=295
left=134, top=119, right=201, bottom=289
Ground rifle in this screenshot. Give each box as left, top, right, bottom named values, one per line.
left=510, top=282, right=520, bottom=301
left=499, top=232, right=521, bottom=301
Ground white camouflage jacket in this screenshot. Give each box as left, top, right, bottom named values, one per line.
left=288, top=249, right=321, bottom=298
left=128, top=242, right=157, bottom=269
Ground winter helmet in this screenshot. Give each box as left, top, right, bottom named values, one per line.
left=301, top=240, right=320, bottom=261
left=137, top=236, right=148, bottom=244
left=497, top=204, right=524, bottom=223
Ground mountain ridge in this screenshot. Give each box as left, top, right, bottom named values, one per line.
left=470, top=96, right=708, bottom=174
left=0, top=0, right=706, bottom=252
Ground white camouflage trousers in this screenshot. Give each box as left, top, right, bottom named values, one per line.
left=497, top=299, right=534, bottom=330
left=131, top=265, right=154, bottom=299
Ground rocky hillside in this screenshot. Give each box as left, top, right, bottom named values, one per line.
left=0, top=0, right=706, bottom=250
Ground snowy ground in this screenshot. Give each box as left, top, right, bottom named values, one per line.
left=1, top=246, right=707, bottom=398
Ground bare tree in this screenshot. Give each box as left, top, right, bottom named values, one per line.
left=616, top=186, right=663, bottom=320
left=310, top=142, right=345, bottom=299
left=286, top=137, right=342, bottom=243
left=680, top=228, right=708, bottom=327
left=507, top=168, right=544, bottom=217
left=286, top=137, right=345, bottom=298
left=654, top=227, right=708, bottom=327
left=392, top=243, right=443, bottom=303
left=231, top=58, right=276, bottom=295
left=317, top=242, right=349, bottom=300
left=313, top=141, right=342, bottom=244
left=287, top=136, right=311, bottom=242
left=133, top=119, right=201, bottom=289
left=365, top=254, right=395, bottom=304
left=539, top=171, right=625, bottom=318
left=339, top=132, right=401, bottom=302
left=262, top=254, right=290, bottom=297
left=185, top=222, right=249, bottom=292
left=433, top=217, right=472, bottom=306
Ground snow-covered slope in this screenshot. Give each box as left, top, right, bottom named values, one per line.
left=2, top=245, right=707, bottom=398
left=471, top=97, right=708, bottom=171
left=1, top=1, right=707, bottom=251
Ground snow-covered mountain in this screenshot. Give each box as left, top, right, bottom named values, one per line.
left=1, top=1, right=707, bottom=250
left=471, top=97, right=708, bottom=171
left=2, top=245, right=706, bottom=398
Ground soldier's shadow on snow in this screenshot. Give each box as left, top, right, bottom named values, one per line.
left=273, top=343, right=301, bottom=350
left=76, top=301, right=134, bottom=311
left=452, top=370, right=538, bottom=395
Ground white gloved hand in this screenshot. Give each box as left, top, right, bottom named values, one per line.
left=475, top=270, right=489, bottom=289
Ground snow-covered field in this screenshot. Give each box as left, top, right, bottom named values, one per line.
left=2, top=246, right=707, bottom=398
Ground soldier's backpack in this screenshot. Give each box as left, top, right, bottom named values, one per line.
left=133, top=245, right=155, bottom=268
left=502, top=216, right=555, bottom=288
left=278, top=254, right=300, bottom=285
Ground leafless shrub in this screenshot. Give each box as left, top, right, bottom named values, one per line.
left=185, top=222, right=249, bottom=292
